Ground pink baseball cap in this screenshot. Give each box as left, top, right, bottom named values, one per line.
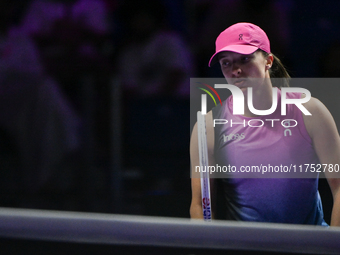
left=208, top=22, right=271, bottom=67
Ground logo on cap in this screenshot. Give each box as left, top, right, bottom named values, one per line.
left=208, top=23, right=271, bottom=67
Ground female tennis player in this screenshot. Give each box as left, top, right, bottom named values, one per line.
left=190, top=22, right=340, bottom=226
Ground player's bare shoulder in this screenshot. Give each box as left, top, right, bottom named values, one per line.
left=302, top=96, right=335, bottom=138
left=301, top=94, right=323, bottom=111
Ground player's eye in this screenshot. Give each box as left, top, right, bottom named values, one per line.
left=241, top=56, right=250, bottom=62
left=220, top=60, right=231, bottom=67
left=240, top=53, right=255, bottom=63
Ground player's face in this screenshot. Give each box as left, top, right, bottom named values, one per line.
left=218, top=51, right=272, bottom=90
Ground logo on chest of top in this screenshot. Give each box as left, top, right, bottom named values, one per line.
left=282, top=120, right=293, bottom=136
left=223, top=133, right=245, bottom=142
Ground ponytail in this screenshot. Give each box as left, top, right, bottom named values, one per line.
left=259, top=50, right=290, bottom=88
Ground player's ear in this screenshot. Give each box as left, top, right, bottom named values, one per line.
left=265, top=53, right=273, bottom=70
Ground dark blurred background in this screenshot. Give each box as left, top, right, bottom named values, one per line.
left=0, top=0, right=339, bottom=224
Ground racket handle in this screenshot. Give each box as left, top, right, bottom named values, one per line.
left=197, top=111, right=212, bottom=221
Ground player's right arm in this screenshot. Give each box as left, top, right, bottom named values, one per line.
left=190, top=111, right=215, bottom=219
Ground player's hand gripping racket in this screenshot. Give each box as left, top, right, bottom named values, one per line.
left=197, top=111, right=212, bottom=221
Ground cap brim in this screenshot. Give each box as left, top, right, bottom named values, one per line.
left=208, top=45, right=258, bottom=67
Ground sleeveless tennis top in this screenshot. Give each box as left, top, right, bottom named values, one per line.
left=212, top=89, right=327, bottom=225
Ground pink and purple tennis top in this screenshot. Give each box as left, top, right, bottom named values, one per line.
left=212, top=89, right=327, bottom=225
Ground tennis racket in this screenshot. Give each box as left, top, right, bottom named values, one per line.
left=197, top=111, right=212, bottom=221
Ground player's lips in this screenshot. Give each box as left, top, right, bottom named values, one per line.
left=233, top=79, right=247, bottom=87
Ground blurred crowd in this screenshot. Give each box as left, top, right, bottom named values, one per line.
left=0, top=0, right=340, bottom=216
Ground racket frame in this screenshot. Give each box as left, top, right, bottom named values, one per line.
left=197, top=111, right=212, bottom=221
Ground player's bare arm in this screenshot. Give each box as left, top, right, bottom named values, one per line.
left=303, top=97, right=340, bottom=226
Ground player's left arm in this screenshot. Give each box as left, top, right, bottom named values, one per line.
left=303, top=97, right=340, bottom=227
